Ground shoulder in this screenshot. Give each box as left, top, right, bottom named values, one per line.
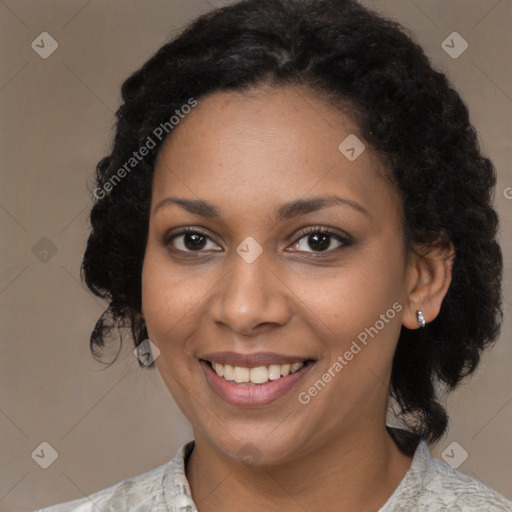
left=420, top=448, right=512, bottom=511
left=35, top=441, right=196, bottom=512
left=382, top=440, right=512, bottom=511
left=35, top=463, right=169, bottom=512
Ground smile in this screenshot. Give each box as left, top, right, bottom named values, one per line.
left=204, top=360, right=310, bottom=384
left=199, top=359, right=316, bottom=407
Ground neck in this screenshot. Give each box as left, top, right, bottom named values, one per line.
left=185, top=424, right=413, bottom=512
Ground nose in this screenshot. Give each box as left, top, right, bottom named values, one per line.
left=207, top=248, right=292, bottom=336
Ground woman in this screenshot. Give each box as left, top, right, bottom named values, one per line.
left=38, top=0, right=511, bottom=510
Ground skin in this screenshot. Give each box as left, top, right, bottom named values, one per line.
left=141, top=85, right=454, bottom=512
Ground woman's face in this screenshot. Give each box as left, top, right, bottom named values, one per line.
left=142, top=85, right=413, bottom=465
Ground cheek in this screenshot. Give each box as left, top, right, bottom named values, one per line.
left=285, top=246, right=405, bottom=384
left=142, top=245, right=208, bottom=335
left=141, top=244, right=226, bottom=394
left=289, top=255, right=403, bottom=337
left=141, top=249, right=205, bottom=409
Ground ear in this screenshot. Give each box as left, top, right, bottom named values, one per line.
left=402, top=235, right=455, bottom=329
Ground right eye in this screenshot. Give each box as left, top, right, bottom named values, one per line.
left=164, top=227, right=221, bottom=253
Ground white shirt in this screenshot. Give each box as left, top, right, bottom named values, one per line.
left=37, top=439, right=512, bottom=511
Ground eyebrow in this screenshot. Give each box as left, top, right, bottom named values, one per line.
left=153, top=194, right=371, bottom=221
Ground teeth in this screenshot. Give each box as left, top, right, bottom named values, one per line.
left=223, top=364, right=234, bottom=380
left=280, top=364, right=291, bottom=376
left=213, top=363, right=224, bottom=377
left=233, top=366, right=250, bottom=383
left=250, top=366, right=269, bottom=383
left=268, top=365, right=281, bottom=380
left=210, top=361, right=307, bottom=384
left=290, top=362, right=304, bottom=373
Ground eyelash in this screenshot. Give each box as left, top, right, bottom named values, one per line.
left=163, top=225, right=353, bottom=257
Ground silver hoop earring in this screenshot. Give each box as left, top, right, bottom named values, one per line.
left=416, top=310, right=426, bottom=328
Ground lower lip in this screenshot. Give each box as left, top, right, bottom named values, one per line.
left=200, top=360, right=315, bottom=407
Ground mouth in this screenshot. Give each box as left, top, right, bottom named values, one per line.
left=200, top=359, right=316, bottom=385
left=199, top=357, right=317, bottom=407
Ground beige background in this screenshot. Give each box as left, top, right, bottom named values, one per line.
left=1, top=0, right=510, bottom=510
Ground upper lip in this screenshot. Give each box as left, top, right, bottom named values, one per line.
left=200, top=351, right=315, bottom=368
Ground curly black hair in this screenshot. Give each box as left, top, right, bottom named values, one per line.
left=81, top=0, right=503, bottom=455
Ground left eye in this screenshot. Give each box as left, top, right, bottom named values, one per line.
left=290, top=229, right=350, bottom=253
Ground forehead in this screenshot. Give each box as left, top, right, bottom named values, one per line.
left=151, top=86, right=399, bottom=221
